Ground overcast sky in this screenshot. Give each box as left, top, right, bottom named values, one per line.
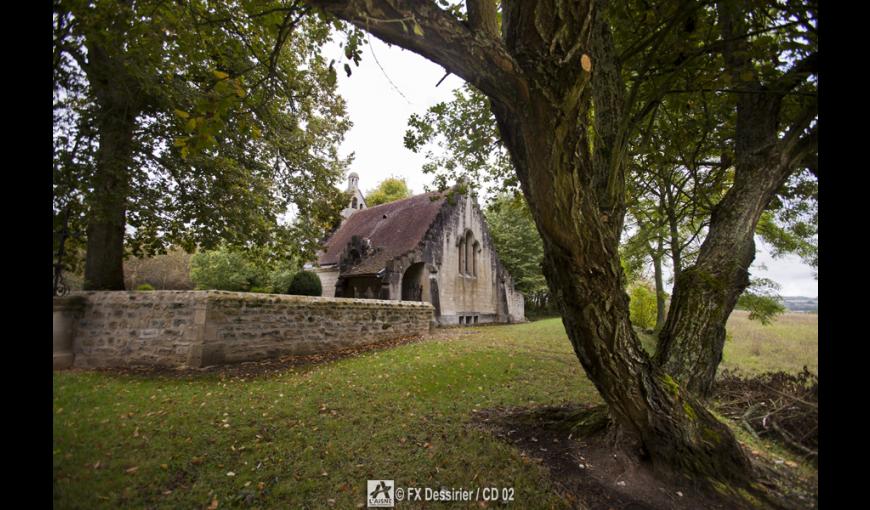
left=323, top=36, right=818, bottom=299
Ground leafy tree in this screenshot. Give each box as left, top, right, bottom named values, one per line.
left=484, top=193, right=550, bottom=312
left=189, top=248, right=269, bottom=292
left=365, top=176, right=413, bottom=206
left=53, top=0, right=352, bottom=290
left=406, top=85, right=516, bottom=197
left=282, top=0, right=819, bottom=493
left=287, top=270, right=322, bottom=296
left=628, top=282, right=658, bottom=331
left=736, top=278, right=787, bottom=325
left=654, top=0, right=817, bottom=398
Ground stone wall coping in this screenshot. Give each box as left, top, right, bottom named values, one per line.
left=66, top=290, right=434, bottom=309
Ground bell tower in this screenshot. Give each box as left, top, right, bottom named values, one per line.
left=341, top=172, right=366, bottom=219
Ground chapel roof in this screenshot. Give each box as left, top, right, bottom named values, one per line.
left=317, top=191, right=449, bottom=275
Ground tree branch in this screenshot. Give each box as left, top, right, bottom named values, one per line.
left=769, top=51, right=817, bottom=95
left=305, top=0, right=524, bottom=104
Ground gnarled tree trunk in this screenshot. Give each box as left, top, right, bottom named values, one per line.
left=306, top=0, right=756, bottom=487
left=653, top=0, right=817, bottom=397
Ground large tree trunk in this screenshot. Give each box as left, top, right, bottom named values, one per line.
left=652, top=0, right=816, bottom=397
left=81, top=41, right=140, bottom=290
left=83, top=107, right=136, bottom=290
left=654, top=173, right=775, bottom=397
left=488, top=85, right=753, bottom=490
left=307, top=0, right=757, bottom=489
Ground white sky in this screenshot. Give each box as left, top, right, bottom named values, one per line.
left=323, top=36, right=818, bottom=299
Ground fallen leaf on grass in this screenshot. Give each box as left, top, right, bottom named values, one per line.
left=125, top=466, right=139, bottom=474
left=207, top=498, right=219, bottom=509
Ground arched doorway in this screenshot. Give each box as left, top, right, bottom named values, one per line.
left=401, top=262, right=426, bottom=301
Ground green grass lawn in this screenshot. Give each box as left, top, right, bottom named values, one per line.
left=53, top=315, right=817, bottom=509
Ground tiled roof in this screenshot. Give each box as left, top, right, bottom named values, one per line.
left=317, top=191, right=449, bottom=275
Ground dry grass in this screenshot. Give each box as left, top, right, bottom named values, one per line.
left=720, top=310, right=818, bottom=376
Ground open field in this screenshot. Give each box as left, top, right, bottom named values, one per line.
left=634, top=310, right=818, bottom=376
left=721, top=310, right=818, bottom=375
left=53, top=316, right=817, bottom=509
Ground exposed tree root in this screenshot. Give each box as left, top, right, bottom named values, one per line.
left=473, top=403, right=816, bottom=510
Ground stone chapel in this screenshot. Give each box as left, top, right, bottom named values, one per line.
left=312, top=174, right=525, bottom=325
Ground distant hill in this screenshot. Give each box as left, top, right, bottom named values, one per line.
left=780, top=296, right=818, bottom=313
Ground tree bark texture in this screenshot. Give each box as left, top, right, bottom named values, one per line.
left=651, top=242, right=666, bottom=332
left=82, top=40, right=141, bottom=290
left=305, top=0, right=755, bottom=485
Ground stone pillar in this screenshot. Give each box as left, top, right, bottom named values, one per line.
left=53, top=295, right=86, bottom=370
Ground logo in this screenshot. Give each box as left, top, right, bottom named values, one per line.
left=367, top=480, right=395, bottom=508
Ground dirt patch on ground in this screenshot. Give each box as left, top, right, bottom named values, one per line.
left=471, top=404, right=817, bottom=510
left=70, top=333, right=430, bottom=380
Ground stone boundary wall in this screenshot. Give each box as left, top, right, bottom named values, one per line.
left=61, top=291, right=434, bottom=369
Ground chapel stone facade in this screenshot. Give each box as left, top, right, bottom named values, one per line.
left=313, top=175, right=524, bottom=325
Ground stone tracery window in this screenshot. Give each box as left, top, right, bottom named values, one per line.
left=458, top=230, right=479, bottom=277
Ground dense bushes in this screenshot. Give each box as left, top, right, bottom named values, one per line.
left=287, top=270, right=322, bottom=296
left=190, top=249, right=266, bottom=291
left=189, top=247, right=302, bottom=294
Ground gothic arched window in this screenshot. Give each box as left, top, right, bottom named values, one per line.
left=458, top=237, right=465, bottom=274
left=465, top=231, right=473, bottom=275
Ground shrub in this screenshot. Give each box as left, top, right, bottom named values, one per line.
left=269, top=269, right=296, bottom=295
left=287, top=270, right=322, bottom=296
left=189, top=248, right=268, bottom=292
left=135, top=283, right=155, bottom=291
left=628, top=282, right=657, bottom=331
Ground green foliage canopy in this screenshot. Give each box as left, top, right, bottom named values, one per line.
left=189, top=246, right=300, bottom=293
left=628, top=282, right=658, bottom=331
left=365, top=176, right=413, bottom=206
left=484, top=194, right=550, bottom=310
left=737, top=278, right=787, bottom=325
left=405, top=85, right=516, bottom=198
left=53, top=0, right=357, bottom=283
left=190, top=248, right=269, bottom=292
